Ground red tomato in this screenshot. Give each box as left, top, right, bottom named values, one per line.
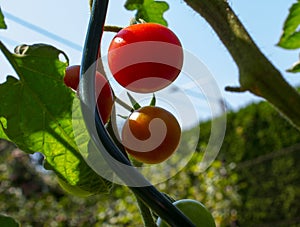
left=64, top=65, right=114, bottom=124
left=108, top=23, right=183, bottom=93
left=121, top=106, right=181, bottom=164
left=64, top=65, right=80, bottom=91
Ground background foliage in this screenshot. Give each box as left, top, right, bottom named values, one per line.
left=201, top=101, right=300, bottom=226
left=1, top=99, right=300, bottom=226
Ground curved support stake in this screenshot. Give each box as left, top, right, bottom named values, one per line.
left=79, top=0, right=196, bottom=226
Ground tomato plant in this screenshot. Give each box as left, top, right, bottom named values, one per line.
left=64, top=65, right=114, bottom=124
left=157, top=199, right=216, bottom=227
left=121, top=105, right=181, bottom=164
left=2, top=0, right=300, bottom=226
left=108, top=22, right=183, bottom=93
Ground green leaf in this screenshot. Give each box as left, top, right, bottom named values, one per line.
left=124, top=0, right=169, bottom=26
left=287, top=60, right=300, bottom=73
left=278, top=0, right=300, bottom=49
left=0, top=42, right=112, bottom=195
left=0, top=7, right=7, bottom=29
left=0, top=214, right=20, bottom=227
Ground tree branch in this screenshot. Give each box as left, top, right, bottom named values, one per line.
left=184, top=0, right=300, bottom=130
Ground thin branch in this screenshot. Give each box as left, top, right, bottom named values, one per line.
left=225, top=86, right=246, bottom=93
left=115, top=96, right=134, bottom=112
left=104, top=25, right=123, bottom=33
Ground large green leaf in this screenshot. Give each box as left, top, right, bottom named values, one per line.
left=278, top=0, right=300, bottom=49
left=0, top=7, right=7, bottom=29
left=125, top=0, right=169, bottom=26
left=0, top=42, right=112, bottom=194
left=0, top=214, right=19, bottom=227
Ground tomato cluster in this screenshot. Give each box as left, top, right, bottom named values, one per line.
left=64, top=22, right=216, bottom=226
left=64, top=23, right=183, bottom=164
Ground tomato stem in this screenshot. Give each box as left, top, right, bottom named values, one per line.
left=104, top=25, right=123, bottom=33
left=114, top=96, right=134, bottom=112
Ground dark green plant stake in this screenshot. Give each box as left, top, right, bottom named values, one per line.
left=79, top=0, right=196, bottom=226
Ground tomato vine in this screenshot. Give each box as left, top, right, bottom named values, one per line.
left=79, top=0, right=195, bottom=226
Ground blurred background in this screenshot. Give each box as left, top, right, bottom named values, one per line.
left=1, top=1, right=300, bottom=226
left=1, top=100, right=300, bottom=226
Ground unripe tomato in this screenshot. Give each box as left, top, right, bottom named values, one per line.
left=64, top=65, right=114, bottom=124
left=121, top=106, right=181, bottom=164
left=157, top=199, right=216, bottom=227
left=108, top=23, right=183, bottom=93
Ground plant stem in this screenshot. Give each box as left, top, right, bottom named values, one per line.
left=114, top=96, right=134, bottom=112
left=184, top=0, right=300, bottom=130
left=134, top=193, right=158, bottom=227
left=104, top=25, right=123, bottom=33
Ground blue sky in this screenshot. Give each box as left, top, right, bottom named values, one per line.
left=1, top=0, right=299, bottom=124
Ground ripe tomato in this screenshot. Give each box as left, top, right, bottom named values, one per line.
left=108, top=23, right=183, bottom=93
left=64, top=65, right=114, bottom=124
left=157, top=199, right=216, bottom=227
left=64, top=65, right=80, bottom=91
left=121, top=106, right=181, bottom=164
